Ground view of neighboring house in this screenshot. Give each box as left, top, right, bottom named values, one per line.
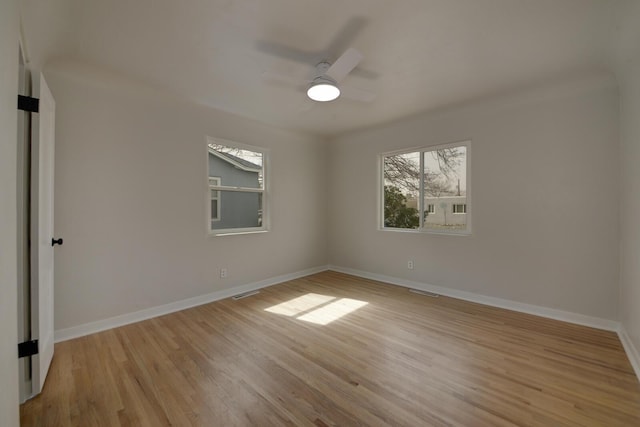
left=404, top=195, right=467, bottom=230
left=208, top=148, right=262, bottom=230
left=424, top=196, right=467, bottom=229
left=383, top=144, right=468, bottom=232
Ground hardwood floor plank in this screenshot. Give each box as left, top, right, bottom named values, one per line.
left=21, top=271, right=640, bottom=426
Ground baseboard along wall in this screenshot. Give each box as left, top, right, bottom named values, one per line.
left=328, top=265, right=619, bottom=331
left=54, top=265, right=328, bottom=342
left=54, top=264, right=639, bottom=383
left=618, top=325, right=640, bottom=382
left=328, top=265, right=640, bottom=383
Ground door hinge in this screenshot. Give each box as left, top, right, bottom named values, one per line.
left=17, top=95, right=39, bottom=113
left=18, top=340, right=39, bottom=358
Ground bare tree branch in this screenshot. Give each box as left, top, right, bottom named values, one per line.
left=384, top=148, right=464, bottom=197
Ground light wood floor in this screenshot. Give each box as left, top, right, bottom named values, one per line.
left=21, top=271, right=640, bottom=426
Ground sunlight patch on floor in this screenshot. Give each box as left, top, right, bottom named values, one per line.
left=297, top=298, right=369, bottom=325
left=264, top=293, right=335, bottom=316
left=265, top=293, right=368, bottom=325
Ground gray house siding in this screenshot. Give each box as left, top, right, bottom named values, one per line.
left=208, top=153, right=260, bottom=230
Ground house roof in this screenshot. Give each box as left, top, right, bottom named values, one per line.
left=208, top=148, right=262, bottom=173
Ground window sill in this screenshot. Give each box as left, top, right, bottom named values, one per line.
left=379, top=227, right=471, bottom=237
left=209, top=229, right=269, bottom=237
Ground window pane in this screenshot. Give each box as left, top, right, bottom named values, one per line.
left=208, top=140, right=267, bottom=234
left=208, top=144, right=263, bottom=189
left=452, top=204, right=467, bottom=214
left=383, top=152, right=420, bottom=229
left=423, top=146, right=467, bottom=231
left=211, top=190, right=262, bottom=230
left=211, top=199, right=219, bottom=221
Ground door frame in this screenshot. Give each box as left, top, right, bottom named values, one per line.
left=17, top=42, right=33, bottom=403
left=17, top=40, right=58, bottom=403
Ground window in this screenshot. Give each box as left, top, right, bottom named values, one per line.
left=207, top=137, right=267, bottom=235
left=381, top=141, right=470, bottom=234
left=452, top=204, right=467, bottom=214
left=209, top=177, right=221, bottom=221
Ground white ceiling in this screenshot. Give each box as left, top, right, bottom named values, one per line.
left=22, top=0, right=616, bottom=137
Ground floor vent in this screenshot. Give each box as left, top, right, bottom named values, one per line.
left=409, top=288, right=440, bottom=298
left=231, top=290, right=260, bottom=300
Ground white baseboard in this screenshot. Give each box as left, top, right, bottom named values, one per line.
left=328, top=265, right=620, bottom=332
left=54, top=265, right=329, bottom=342
left=55, top=263, right=639, bottom=383
left=618, top=325, right=640, bottom=381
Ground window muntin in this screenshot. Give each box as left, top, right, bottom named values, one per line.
left=381, top=141, right=470, bottom=234
left=207, top=138, right=267, bottom=235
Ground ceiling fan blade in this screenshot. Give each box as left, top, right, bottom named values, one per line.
left=326, top=17, right=368, bottom=58
left=261, top=71, right=310, bottom=86
left=340, top=85, right=376, bottom=102
left=262, top=71, right=295, bottom=85
left=326, top=48, right=363, bottom=83
left=256, top=41, right=320, bottom=65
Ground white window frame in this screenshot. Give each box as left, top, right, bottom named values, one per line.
left=206, top=137, right=269, bottom=236
left=209, top=177, right=221, bottom=221
left=426, top=204, right=435, bottom=213
left=379, top=140, right=471, bottom=235
left=452, top=204, right=467, bottom=214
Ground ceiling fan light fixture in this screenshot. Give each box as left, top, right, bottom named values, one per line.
left=307, top=79, right=340, bottom=102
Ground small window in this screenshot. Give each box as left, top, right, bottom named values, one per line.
left=207, top=138, right=268, bottom=235
left=452, top=204, right=467, bottom=214
left=381, top=141, right=470, bottom=234
left=209, top=177, right=221, bottom=221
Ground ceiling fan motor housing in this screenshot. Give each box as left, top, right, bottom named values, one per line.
left=314, top=61, right=333, bottom=78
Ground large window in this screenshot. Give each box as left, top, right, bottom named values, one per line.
left=207, top=137, right=267, bottom=235
left=381, top=141, right=470, bottom=234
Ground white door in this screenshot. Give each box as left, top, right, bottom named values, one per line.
left=30, top=73, right=56, bottom=394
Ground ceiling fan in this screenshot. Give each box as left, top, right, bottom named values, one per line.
left=306, top=47, right=374, bottom=102
left=261, top=47, right=376, bottom=103
left=258, top=17, right=376, bottom=104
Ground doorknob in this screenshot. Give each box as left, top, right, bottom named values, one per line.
left=51, top=238, right=63, bottom=247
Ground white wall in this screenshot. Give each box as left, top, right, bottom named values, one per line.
left=45, top=60, right=327, bottom=331
left=613, top=0, right=640, bottom=367
left=328, top=72, right=620, bottom=321
left=0, top=0, right=20, bottom=423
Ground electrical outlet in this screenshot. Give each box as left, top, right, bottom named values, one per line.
left=220, top=268, right=228, bottom=278
left=407, top=260, right=414, bottom=270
